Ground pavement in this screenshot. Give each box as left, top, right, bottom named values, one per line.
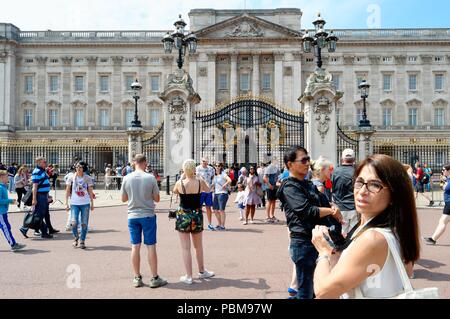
left=1, top=193, right=449, bottom=299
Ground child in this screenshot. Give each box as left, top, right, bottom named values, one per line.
left=234, top=183, right=246, bottom=221
left=0, top=170, right=26, bottom=251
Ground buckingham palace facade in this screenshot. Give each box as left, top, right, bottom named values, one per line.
left=1, top=8, right=449, bottom=172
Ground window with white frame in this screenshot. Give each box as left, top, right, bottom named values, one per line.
left=150, top=109, right=160, bottom=127
left=356, top=109, right=364, bottom=124
left=434, top=108, right=445, bottom=126
left=99, top=109, right=110, bottom=127
left=125, top=75, right=134, bottom=91
left=150, top=75, right=160, bottom=92
left=408, top=74, right=418, bottom=91
left=240, top=73, right=250, bottom=91
left=74, top=76, right=84, bottom=92
left=382, top=108, right=392, bottom=126
left=262, top=73, right=271, bottom=90
left=332, top=74, right=341, bottom=90
left=125, top=109, right=134, bottom=127
left=24, top=109, right=33, bottom=127
left=383, top=74, right=392, bottom=91
left=25, top=76, right=33, bottom=93
left=48, top=109, right=58, bottom=127
left=356, top=75, right=366, bottom=91
left=218, top=73, right=228, bottom=90
left=49, top=75, right=59, bottom=92
left=100, top=76, right=109, bottom=92
left=408, top=108, right=418, bottom=126
left=435, top=74, right=444, bottom=91
left=74, top=109, right=85, bottom=127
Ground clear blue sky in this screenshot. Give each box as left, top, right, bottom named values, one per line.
left=1, top=0, right=449, bottom=30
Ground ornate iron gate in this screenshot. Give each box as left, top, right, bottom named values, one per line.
left=336, top=124, right=359, bottom=163
left=142, top=124, right=164, bottom=173
left=194, top=98, right=305, bottom=167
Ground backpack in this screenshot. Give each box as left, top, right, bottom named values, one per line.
left=22, top=179, right=45, bottom=207
left=422, top=174, right=430, bottom=185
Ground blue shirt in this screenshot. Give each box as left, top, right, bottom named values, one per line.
left=445, top=178, right=450, bottom=203
left=31, top=166, right=51, bottom=193
left=0, top=183, right=13, bottom=214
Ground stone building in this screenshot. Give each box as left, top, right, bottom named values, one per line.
left=1, top=8, right=449, bottom=172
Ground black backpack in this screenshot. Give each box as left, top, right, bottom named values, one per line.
left=22, top=179, right=45, bottom=206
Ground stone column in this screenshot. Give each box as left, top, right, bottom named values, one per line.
left=86, top=56, right=98, bottom=126
left=420, top=55, right=433, bottom=125
left=274, top=52, right=284, bottom=106
left=159, top=69, right=201, bottom=177
left=111, top=56, right=123, bottom=126
left=0, top=47, right=16, bottom=130
left=230, top=53, right=238, bottom=99
left=393, top=55, right=406, bottom=125
left=35, top=56, right=47, bottom=127
left=127, top=127, right=145, bottom=164
left=207, top=53, right=216, bottom=108
left=342, top=55, right=355, bottom=125
left=61, top=56, right=73, bottom=125
left=292, top=53, right=302, bottom=111
left=356, top=127, right=375, bottom=160
left=252, top=52, right=260, bottom=96
left=299, top=68, right=343, bottom=165
left=188, top=53, right=199, bottom=91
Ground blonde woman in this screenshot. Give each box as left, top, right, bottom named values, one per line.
left=14, top=165, right=29, bottom=210
left=310, top=157, right=333, bottom=200
left=173, top=159, right=215, bottom=284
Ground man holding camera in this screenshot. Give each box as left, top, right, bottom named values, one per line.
left=278, top=146, right=343, bottom=299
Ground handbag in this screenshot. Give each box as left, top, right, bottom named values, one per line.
left=22, top=178, right=45, bottom=207
left=23, top=208, right=42, bottom=231
left=353, top=228, right=439, bottom=299
left=168, top=194, right=177, bottom=219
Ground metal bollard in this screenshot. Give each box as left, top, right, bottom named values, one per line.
left=166, top=176, right=170, bottom=195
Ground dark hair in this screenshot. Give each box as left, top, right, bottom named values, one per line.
left=444, top=164, right=450, bottom=171
left=77, top=161, right=88, bottom=173
left=215, top=163, right=224, bottom=175
left=284, top=146, right=308, bottom=166
left=354, top=154, right=420, bottom=263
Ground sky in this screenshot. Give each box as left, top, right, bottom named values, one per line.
left=1, top=0, right=449, bottom=31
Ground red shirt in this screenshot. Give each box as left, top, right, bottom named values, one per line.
left=416, top=168, right=424, bottom=180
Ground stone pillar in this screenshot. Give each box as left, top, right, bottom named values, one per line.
left=356, top=127, right=375, bottom=160
left=87, top=56, right=98, bottom=126
left=420, top=55, right=433, bottom=125
left=188, top=53, right=199, bottom=91
left=230, top=53, right=238, bottom=99
left=35, top=56, right=47, bottom=127
left=127, top=127, right=145, bottom=164
left=299, top=68, right=343, bottom=165
left=252, top=52, right=260, bottom=96
left=111, top=56, right=123, bottom=126
left=207, top=53, right=216, bottom=108
left=159, top=69, right=201, bottom=177
left=61, top=56, right=73, bottom=125
left=274, top=52, right=284, bottom=105
left=0, top=46, right=16, bottom=131
left=292, top=53, right=302, bottom=111
left=393, top=55, right=407, bottom=125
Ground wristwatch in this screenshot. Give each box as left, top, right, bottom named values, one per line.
left=316, top=254, right=331, bottom=265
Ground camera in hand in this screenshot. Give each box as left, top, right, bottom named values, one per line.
left=327, top=225, right=347, bottom=252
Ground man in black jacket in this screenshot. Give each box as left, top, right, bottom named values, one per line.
left=278, top=146, right=343, bottom=299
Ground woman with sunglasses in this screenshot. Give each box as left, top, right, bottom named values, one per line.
left=312, top=154, right=420, bottom=298
left=242, top=166, right=262, bottom=225
left=212, top=164, right=232, bottom=230
left=423, top=164, right=450, bottom=245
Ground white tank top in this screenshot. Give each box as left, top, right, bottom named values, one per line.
left=341, top=228, right=405, bottom=299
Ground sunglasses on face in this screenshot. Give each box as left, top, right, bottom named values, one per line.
left=354, top=178, right=386, bottom=194
left=293, top=156, right=311, bottom=165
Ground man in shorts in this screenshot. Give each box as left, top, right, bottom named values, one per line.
left=121, top=154, right=167, bottom=288
left=196, top=158, right=216, bottom=231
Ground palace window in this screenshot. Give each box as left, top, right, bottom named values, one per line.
left=49, top=75, right=59, bottom=92
left=125, top=109, right=134, bottom=127
left=150, top=109, right=160, bottom=127
left=435, top=56, right=444, bottom=62
left=332, top=74, right=341, bottom=90
left=100, top=76, right=109, bottom=92
left=125, top=75, right=134, bottom=91
left=24, top=109, right=33, bottom=127
left=383, top=74, right=392, bottom=91
left=25, top=76, right=34, bottom=93
left=262, top=73, right=271, bottom=90
left=408, top=56, right=417, bottom=62
left=356, top=75, right=366, bottom=91
left=218, top=73, right=228, bottom=90
left=240, top=73, right=250, bottom=91
left=356, top=108, right=364, bottom=124
left=434, top=108, right=445, bottom=126
left=99, top=109, right=110, bottom=127
left=408, top=74, right=418, bottom=91
left=74, top=109, right=85, bottom=127
left=48, top=109, right=58, bottom=127
left=435, top=74, right=444, bottom=91
left=74, top=76, right=84, bottom=92
left=150, top=75, right=160, bottom=92
left=408, top=108, right=418, bottom=126
left=382, top=108, right=392, bottom=126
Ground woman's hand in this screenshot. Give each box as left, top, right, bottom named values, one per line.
left=312, top=225, right=334, bottom=256
left=331, top=206, right=343, bottom=223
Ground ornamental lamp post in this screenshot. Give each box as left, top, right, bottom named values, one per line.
left=358, top=80, right=372, bottom=128
left=162, top=14, right=198, bottom=70
left=302, top=13, right=338, bottom=70
left=130, top=79, right=142, bottom=128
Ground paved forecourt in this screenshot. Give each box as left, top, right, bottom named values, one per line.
left=1, top=194, right=449, bottom=299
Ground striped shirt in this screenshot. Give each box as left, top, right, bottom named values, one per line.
left=31, top=167, right=51, bottom=193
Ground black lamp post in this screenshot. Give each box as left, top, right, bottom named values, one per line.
left=162, top=14, right=198, bottom=69
left=302, top=13, right=338, bottom=70
left=130, top=79, right=142, bottom=128
left=358, top=80, right=371, bottom=128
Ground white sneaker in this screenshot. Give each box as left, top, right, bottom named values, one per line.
left=180, top=275, right=193, bottom=284
left=198, top=269, right=215, bottom=279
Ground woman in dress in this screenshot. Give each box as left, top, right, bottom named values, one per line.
left=242, top=166, right=262, bottom=225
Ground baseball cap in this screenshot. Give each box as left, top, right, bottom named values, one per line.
left=342, top=149, right=355, bottom=159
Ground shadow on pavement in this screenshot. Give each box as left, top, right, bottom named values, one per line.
left=417, top=259, right=446, bottom=269
left=413, top=269, right=450, bottom=281
left=221, top=229, right=264, bottom=233
left=88, top=229, right=121, bottom=234
left=0, top=249, right=50, bottom=255
left=85, top=245, right=131, bottom=252
left=164, top=277, right=270, bottom=291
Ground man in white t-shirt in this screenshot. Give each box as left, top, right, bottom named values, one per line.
left=196, top=157, right=217, bottom=231
left=120, top=154, right=167, bottom=289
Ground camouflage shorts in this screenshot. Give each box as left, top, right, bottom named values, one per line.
left=175, top=208, right=203, bottom=233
